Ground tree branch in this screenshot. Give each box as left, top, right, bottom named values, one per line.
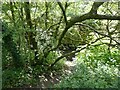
left=49, top=45, right=87, bottom=69
left=89, top=14, right=120, bottom=20
left=49, top=36, right=104, bottom=69
left=46, top=1, right=120, bottom=62
left=57, top=13, right=90, bottom=47
left=90, top=2, right=104, bottom=14
left=76, top=23, right=120, bottom=45
left=57, top=2, right=120, bottom=48
left=57, top=1, right=68, bottom=25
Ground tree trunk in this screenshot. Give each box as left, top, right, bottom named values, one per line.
left=24, top=2, right=39, bottom=63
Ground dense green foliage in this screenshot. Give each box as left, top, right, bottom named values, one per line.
left=1, top=1, right=120, bottom=88
left=54, top=45, right=119, bottom=88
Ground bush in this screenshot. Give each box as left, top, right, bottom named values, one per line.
left=2, top=50, right=65, bottom=88
left=54, top=62, right=118, bottom=88
left=54, top=45, right=119, bottom=88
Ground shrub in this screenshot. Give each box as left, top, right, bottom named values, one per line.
left=54, top=45, right=119, bottom=88
left=54, top=62, right=118, bottom=88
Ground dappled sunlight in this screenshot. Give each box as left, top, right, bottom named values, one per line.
left=2, top=1, right=120, bottom=89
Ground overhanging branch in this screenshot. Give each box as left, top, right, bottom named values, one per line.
left=49, top=36, right=105, bottom=69
left=58, top=13, right=120, bottom=47
left=46, top=1, right=120, bottom=62
left=90, top=14, right=120, bottom=20
left=49, top=45, right=87, bottom=69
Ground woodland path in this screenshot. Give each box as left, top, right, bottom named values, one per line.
left=37, top=61, right=77, bottom=88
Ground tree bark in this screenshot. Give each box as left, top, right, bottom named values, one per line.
left=24, top=2, right=39, bottom=62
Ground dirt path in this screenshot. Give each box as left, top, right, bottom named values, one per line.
left=36, top=61, right=77, bottom=88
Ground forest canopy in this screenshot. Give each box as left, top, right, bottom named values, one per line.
left=1, top=0, right=120, bottom=89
